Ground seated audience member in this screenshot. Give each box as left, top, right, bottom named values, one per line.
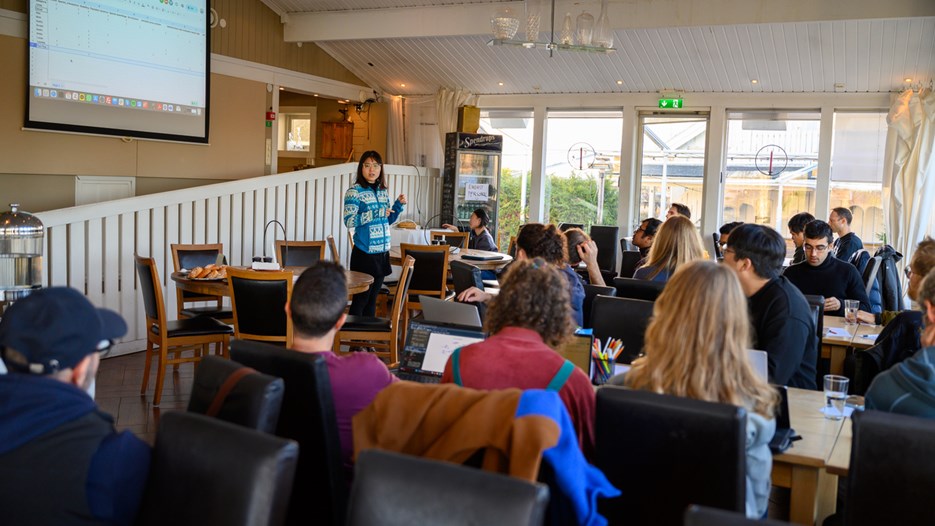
left=443, top=258, right=595, bottom=457
left=286, top=261, right=397, bottom=473
left=624, top=261, right=778, bottom=519
left=460, top=223, right=586, bottom=326
left=829, top=207, right=863, bottom=262
left=787, top=212, right=815, bottom=265
left=564, top=227, right=606, bottom=286
left=631, top=218, right=663, bottom=269
left=441, top=207, right=496, bottom=252
left=0, top=287, right=150, bottom=526
left=633, top=215, right=705, bottom=283
left=666, top=202, right=691, bottom=219
left=866, top=271, right=935, bottom=416
left=718, top=221, right=744, bottom=247
left=724, top=224, right=817, bottom=389
left=783, top=220, right=872, bottom=318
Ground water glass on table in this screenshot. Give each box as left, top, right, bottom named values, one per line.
left=824, top=374, right=849, bottom=420
left=843, top=299, right=860, bottom=325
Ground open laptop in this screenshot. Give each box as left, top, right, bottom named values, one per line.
left=769, top=385, right=800, bottom=454
left=419, top=295, right=483, bottom=328
left=395, top=319, right=486, bottom=384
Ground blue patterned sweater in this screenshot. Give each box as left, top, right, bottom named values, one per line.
left=343, top=184, right=404, bottom=254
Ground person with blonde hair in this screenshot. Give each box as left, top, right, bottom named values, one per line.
left=624, top=260, right=778, bottom=518
left=633, top=215, right=705, bottom=283
left=442, top=257, right=595, bottom=457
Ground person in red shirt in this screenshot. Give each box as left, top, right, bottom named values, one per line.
left=441, top=257, right=595, bottom=458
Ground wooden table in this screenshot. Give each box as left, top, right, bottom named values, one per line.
left=772, top=387, right=847, bottom=525
left=388, top=247, right=513, bottom=271
left=171, top=267, right=374, bottom=296
left=825, top=418, right=852, bottom=477
left=820, top=316, right=883, bottom=375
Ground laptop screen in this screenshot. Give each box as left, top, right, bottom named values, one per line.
left=399, top=319, right=486, bottom=376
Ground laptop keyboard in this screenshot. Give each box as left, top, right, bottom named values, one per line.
left=396, top=372, right=441, bottom=384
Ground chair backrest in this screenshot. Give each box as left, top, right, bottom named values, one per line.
left=618, top=250, right=642, bottom=279
left=582, top=285, right=616, bottom=330
left=326, top=235, right=339, bottom=262
left=589, top=225, right=619, bottom=273
left=558, top=222, right=584, bottom=232
left=388, top=256, right=415, bottom=335
left=228, top=268, right=294, bottom=346
left=590, top=295, right=654, bottom=363
left=431, top=230, right=469, bottom=249
left=612, top=276, right=665, bottom=301
left=400, top=243, right=450, bottom=301
left=187, top=355, right=285, bottom=433
left=845, top=410, right=935, bottom=526
left=134, top=255, right=166, bottom=332
left=595, top=388, right=746, bottom=526
left=449, top=259, right=485, bottom=294
left=276, top=240, right=325, bottom=268
left=171, top=243, right=224, bottom=272
left=862, top=255, right=882, bottom=296
left=803, top=294, right=824, bottom=340
left=684, top=505, right=789, bottom=526
left=507, top=236, right=517, bottom=258
left=229, top=340, right=347, bottom=526
left=711, top=232, right=723, bottom=260
left=346, top=449, right=549, bottom=526
left=136, top=411, right=298, bottom=526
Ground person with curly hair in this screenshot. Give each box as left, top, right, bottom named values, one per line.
left=633, top=215, right=705, bottom=283
left=442, top=258, right=595, bottom=457
left=624, top=260, right=778, bottom=518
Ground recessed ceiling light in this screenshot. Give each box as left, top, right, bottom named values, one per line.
left=313, top=94, right=319, bottom=97
left=498, top=82, right=504, bottom=86
left=904, top=78, right=913, bottom=83
left=751, top=79, right=758, bottom=84
left=279, top=87, right=284, bottom=90
left=400, top=83, right=406, bottom=88
left=616, top=80, right=623, bottom=85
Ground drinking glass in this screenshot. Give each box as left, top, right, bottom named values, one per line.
left=844, top=299, right=859, bottom=325
left=824, top=374, right=849, bottom=420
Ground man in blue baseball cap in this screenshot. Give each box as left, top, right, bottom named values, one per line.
left=0, top=287, right=151, bottom=526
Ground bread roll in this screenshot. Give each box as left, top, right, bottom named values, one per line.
left=207, top=269, right=220, bottom=279
left=189, top=266, right=205, bottom=278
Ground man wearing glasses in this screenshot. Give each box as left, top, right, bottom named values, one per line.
left=0, top=287, right=150, bottom=525
left=631, top=218, right=662, bottom=269
left=783, top=220, right=872, bottom=319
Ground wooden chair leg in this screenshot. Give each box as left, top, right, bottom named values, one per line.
left=153, top=344, right=168, bottom=406
left=140, top=339, right=154, bottom=395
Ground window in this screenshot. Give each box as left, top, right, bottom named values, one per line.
left=479, top=109, right=534, bottom=250
left=543, top=111, right=622, bottom=229
left=277, top=106, right=317, bottom=157
left=830, top=111, right=887, bottom=251
left=637, top=113, right=707, bottom=226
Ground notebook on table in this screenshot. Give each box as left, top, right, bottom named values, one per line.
left=395, top=319, right=486, bottom=384
left=461, top=253, right=504, bottom=261
left=419, top=295, right=483, bottom=328
left=769, top=385, right=799, bottom=454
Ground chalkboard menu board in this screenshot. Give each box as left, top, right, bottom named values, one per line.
left=442, top=133, right=502, bottom=240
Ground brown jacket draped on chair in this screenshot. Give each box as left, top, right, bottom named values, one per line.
left=352, top=382, right=559, bottom=481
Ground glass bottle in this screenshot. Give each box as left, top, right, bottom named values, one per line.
left=576, top=10, right=594, bottom=46
left=524, top=0, right=542, bottom=43
left=559, top=12, right=574, bottom=45
left=593, top=0, right=613, bottom=48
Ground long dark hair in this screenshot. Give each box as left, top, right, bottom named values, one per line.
left=354, top=151, right=386, bottom=189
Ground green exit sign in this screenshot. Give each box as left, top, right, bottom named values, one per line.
left=658, top=98, right=683, bottom=109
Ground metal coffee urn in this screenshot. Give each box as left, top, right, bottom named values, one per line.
left=0, top=204, right=43, bottom=310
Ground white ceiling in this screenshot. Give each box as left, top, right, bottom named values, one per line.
left=259, top=0, right=935, bottom=97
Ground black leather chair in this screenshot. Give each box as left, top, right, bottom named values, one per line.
left=844, top=410, right=935, bottom=526
left=275, top=240, right=325, bottom=268
left=596, top=388, right=746, bottom=526
left=346, top=449, right=549, bottom=526
left=589, top=225, right=619, bottom=280
left=582, top=284, right=616, bottom=330
left=136, top=412, right=298, bottom=526
left=400, top=243, right=454, bottom=316
left=449, top=259, right=489, bottom=320
left=684, top=505, right=789, bottom=525
left=590, top=295, right=654, bottom=363
left=803, top=294, right=825, bottom=386
left=619, top=250, right=643, bottom=279
left=228, top=267, right=293, bottom=347
left=229, top=339, right=347, bottom=526
left=712, top=232, right=724, bottom=260
left=187, top=355, right=285, bottom=433
left=559, top=222, right=584, bottom=232
left=612, top=276, right=665, bottom=301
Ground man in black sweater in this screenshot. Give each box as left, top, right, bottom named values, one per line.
left=829, top=207, right=863, bottom=262
left=784, top=220, right=872, bottom=317
left=787, top=212, right=815, bottom=265
left=724, top=224, right=817, bottom=389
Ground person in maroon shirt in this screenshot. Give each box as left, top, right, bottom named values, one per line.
left=286, top=261, right=397, bottom=475
left=441, top=258, right=596, bottom=458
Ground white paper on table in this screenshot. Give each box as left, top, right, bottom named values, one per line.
left=825, top=327, right=853, bottom=339
left=858, top=333, right=879, bottom=342
left=819, top=405, right=855, bottom=418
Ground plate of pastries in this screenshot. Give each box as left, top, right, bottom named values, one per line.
left=185, top=264, right=228, bottom=280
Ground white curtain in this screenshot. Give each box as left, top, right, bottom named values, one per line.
left=386, top=95, right=406, bottom=165
left=435, top=87, right=477, bottom=151
left=882, top=88, right=935, bottom=267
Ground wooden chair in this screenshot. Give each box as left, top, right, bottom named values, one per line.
left=227, top=267, right=294, bottom=348
left=333, top=256, right=414, bottom=366
left=507, top=236, right=517, bottom=258
left=400, top=243, right=453, bottom=319
left=430, top=230, right=469, bottom=249
left=327, top=235, right=339, bottom=262
left=170, top=243, right=232, bottom=322
left=135, top=255, right=233, bottom=406
left=276, top=240, right=325, bottom=268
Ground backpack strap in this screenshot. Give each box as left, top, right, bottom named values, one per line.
left=451, top=347, right=465, bottom=386
left=206, top=366, right=257, bottom=417
left=546, top=360, right=576, bottom=392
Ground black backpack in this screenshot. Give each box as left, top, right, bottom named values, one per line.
left=846, top=310, right=923, bottom=395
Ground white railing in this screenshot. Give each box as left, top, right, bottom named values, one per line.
left=35, top=164, right=441, bottom=354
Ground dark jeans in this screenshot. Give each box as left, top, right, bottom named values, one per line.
left=349, top=245, right=391, bottom=317
left=350, top=272, right=386, bottom=316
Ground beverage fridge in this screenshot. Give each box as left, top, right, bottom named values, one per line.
left=441, top=132, right=502, bottom=242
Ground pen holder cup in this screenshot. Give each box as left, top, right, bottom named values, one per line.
left=592, top=358, right=613, bottom=385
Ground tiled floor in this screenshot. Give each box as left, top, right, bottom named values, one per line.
left=95, top=351, right=192, bottom=445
